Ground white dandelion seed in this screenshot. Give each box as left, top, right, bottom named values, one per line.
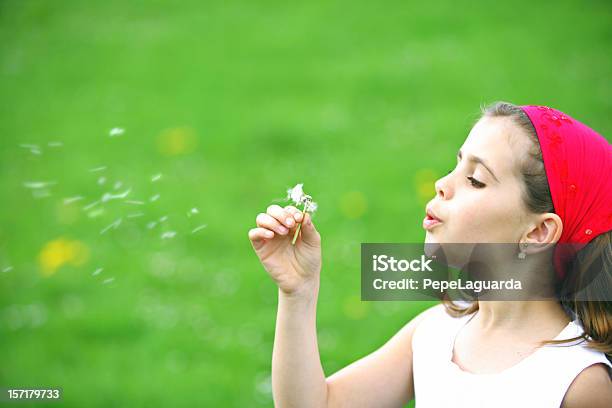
left=19, top=144, right=40, bottom=150
left=100, top=218, right=122, bottom=234
left=87, top=208, right=105, bottom=218
left=19, top=144, right=42, bottom=155
left=109, top=128, right=124, bottom=137
left=101, top=188, right=131, bottom=203
left=187, top=207, right=199, bottom=217
left=48, top=141, right=63, bottom=147
left=64, top=196, right=84, bottom=204
left=147, top=221, right=157, bottom=229
left=97, top=176, right=107, bottom=185
left=161, top=231, right=177, bottom=239
left=159, top=215, right=168, bottom=223
left=151, top=173, right=162, bottom=182
left=2, top=266, right=13, bottom=273
left=287, top=183, right=305, bottom=205
left=113, top=181, right=123, bottom=190
left=92, top=268, right=103, bottom=276
left=83, top=200, right=101, bottom=211
left=89, top=166, right=107, bottom=173
left=150, top=194, right=160, bottom=202
left=32, top=189, right=51, bottom=199
left=23, top=181, right=56, bottom=189
left=102, top=277, right=115, bottom=284
left=124, top=200, right=145, bottom=205
left=126, top=212, right=145, bottom=218
left=192, top=224, right=208, bottom=234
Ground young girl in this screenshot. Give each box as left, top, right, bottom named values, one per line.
left=248, top=101, right=612, bottom=407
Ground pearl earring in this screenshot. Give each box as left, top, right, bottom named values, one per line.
left=518, top=243, right=528, bottom=260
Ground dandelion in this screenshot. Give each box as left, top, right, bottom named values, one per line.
left=109, top=128, right=124, bottom=137
left=285, top=183, right=318, bottom=245
left=38, top=238, right=90, bottom=276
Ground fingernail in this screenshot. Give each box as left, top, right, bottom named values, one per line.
left=286, top=218, right=294, bottom=227
left=265, top=230, right=274, bottom=237
left=278, top=226, right=288, bottom=234
left=294, top=213, right=302, bottom=221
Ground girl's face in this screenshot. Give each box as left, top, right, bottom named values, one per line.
left=425, top=116, right=533, bottom=245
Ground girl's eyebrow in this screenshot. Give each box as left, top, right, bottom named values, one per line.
left=457, top=149, right=500, bottom=183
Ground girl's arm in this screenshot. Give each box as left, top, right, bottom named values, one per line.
left=324, top=304, right=438, bottom=408
left=273, top=280, right=439, bottom=408
left=561, top=363, right=612, bottom=408
left=272, top=285, right=327, bottom=407
left=249, top=204, right=438, bottom=406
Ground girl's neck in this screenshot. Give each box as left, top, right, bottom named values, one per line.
left=474, top=300, right=570, bottom=331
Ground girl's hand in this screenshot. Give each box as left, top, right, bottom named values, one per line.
left=248, top=204, right=322, bottom=297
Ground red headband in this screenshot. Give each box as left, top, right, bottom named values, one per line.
left=520, top=105, right=612, bottom=280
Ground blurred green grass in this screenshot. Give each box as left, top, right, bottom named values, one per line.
left=0, top=0, right=610, bottom=406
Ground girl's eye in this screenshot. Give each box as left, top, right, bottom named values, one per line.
left=467, top=176, right=486, bottom=188
left=447, top=166, right=486, bottom=188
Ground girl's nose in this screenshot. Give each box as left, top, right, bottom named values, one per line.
left=435, top=176, right=451, bottom=199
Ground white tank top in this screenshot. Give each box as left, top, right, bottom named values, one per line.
left=412, top=305, right=611, bottom=408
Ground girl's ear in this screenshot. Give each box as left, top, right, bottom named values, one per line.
left=523, top=213, right=563, bottom=252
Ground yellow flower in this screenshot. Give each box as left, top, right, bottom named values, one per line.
left=339, top=191, right=367, bottom=219
left=414, top=168, right=437, bottom=205
left=38, top=238, right=90, bottom=277
left=342, top=294, right=370, bottom=320
left=156, top=127, right=198, bottom=156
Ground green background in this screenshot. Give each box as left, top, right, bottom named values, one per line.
left=0, top=0, right=610, bottom=406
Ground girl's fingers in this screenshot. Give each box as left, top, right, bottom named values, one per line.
left=266, top=204, right=296, bottom=229
left=256, top=212, right=289, bottom=235
left=283, top=205, right=303, bottom=222
left=248, top=227, right=275, bottom=242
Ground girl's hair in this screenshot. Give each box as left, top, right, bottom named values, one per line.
left=442, top=101, right=612, bottom=355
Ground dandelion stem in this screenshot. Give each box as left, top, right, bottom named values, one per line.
left=291, top=202, right=310, bottom=245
